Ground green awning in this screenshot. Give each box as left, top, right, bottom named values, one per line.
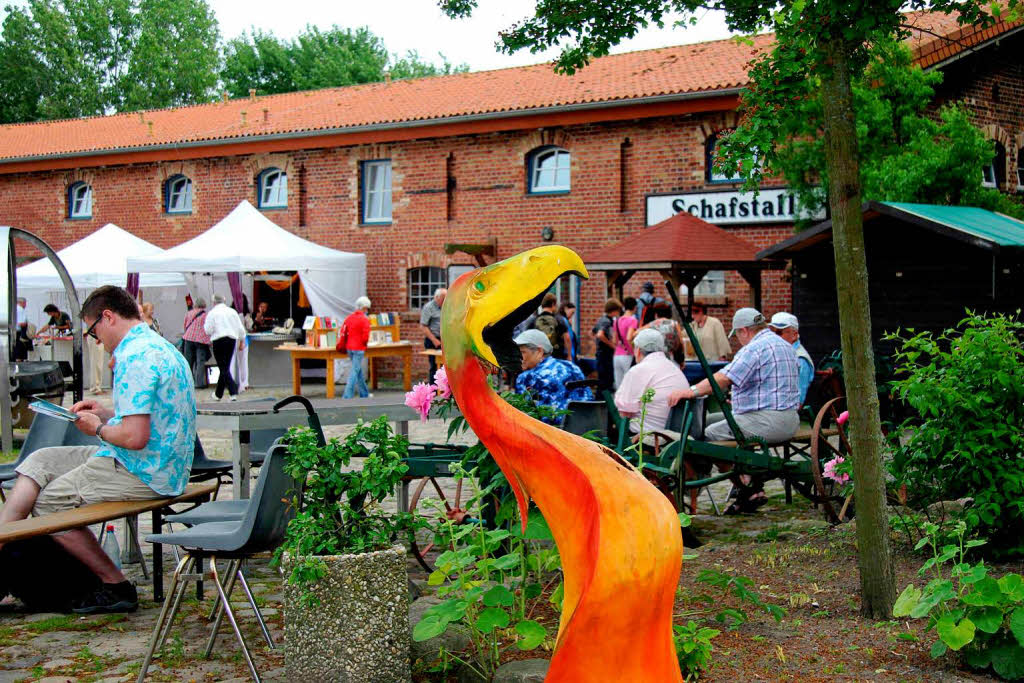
left=881, top=202, right=1024, bottom=247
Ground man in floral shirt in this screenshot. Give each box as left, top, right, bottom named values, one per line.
left=513, top=329, right=592, bottom=424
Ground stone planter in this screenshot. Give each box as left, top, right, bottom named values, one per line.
left=285, top=545, right=410, bottom=682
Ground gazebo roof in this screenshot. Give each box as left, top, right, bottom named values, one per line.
left=582, top=211, right=778, bottom=270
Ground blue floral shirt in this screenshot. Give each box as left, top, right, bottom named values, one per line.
left=94, top=323, right=197, bottom=495
left=515, top=356, right=593, bottom=424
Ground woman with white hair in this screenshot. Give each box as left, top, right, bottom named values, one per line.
left=614, top=328, right=689, bottom=433
left=340, top=296, right=373, bottom=399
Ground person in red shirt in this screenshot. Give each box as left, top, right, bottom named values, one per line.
left=341, top=296, right=372, bottom=398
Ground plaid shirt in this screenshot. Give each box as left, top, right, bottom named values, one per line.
left=181, top=308, right=211, bottom=345
left=515, top=356, right=593, bottom=424
left=722, top=328, right=800, bottom=414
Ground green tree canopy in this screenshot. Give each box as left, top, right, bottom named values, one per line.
left=0, top=0, right=220, bottom=122
left=220, top=25, right=469, bottom=98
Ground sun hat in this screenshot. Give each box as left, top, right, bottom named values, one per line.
left=633, top=328, right=666, bottom=353
left=513, top=329, right=552, bottom=354
left=728, top=307, right=765, bottom=337
left=768, top=312, right=799, bottom=330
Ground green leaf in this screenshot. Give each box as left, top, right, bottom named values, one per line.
left=514, top=619, right=547, bottom=650
left=935, top=615, right=976, bottom=651
left=893, top=584, right=922, bottom=617
left=475, top=607, right=510, bottom=633
left=549, top=581, right=564, bottom=610
left=523, top=583, right=543, bottom=600
left=412, top=615, right=447, bottom=642
left=990, top=641, right=1024, bottom=680
left=678, top=512, right=692, bottom=528
left=427, top=570, right=446, bottom=586
left=966, top=646, right=993, bottom=669
left=482, top=584, right=516, bottom=607
left=999, top=574, right=1024, bottom=601
left=430, top=599, right=467, bottom=622
left=962, top=577, right=1003, bottom=607
left=522, top=513, right=553, bottom=540
left=929, top=639, right=948, bottom=659
left=1011, top=607, right=1024, bottom=647
left=969, top=607, right=1004, bottom=634
left=492, top=553, right=522, bottom=571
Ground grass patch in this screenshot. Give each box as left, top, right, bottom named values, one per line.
left=22, top=613, right=126, bottom=633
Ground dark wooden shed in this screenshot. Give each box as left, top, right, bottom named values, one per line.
left=757, top=201, right=1024, bottom=360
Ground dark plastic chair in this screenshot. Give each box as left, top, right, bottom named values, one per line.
left=245, top=429, right=288, bottom=467
left=138, top=444, right=297, bottom=683
left=0, top=413, right=101, bottom=498
left=188, top=437, right=232, bottom=493
left=562, top=400, right=609, bottom=438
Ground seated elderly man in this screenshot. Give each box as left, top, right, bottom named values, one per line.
left=768, top=312, right=814, bottom=405
left=0, top=285, right=197, bottom=613
left=514, top=329, right=592, bottom=423
left=614, top=328, right=689, bottom=433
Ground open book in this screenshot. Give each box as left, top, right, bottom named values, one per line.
left=29, top=398, right=80, bottom=422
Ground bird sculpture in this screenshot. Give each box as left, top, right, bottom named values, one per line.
left=441, top=245, right=684, bottom=682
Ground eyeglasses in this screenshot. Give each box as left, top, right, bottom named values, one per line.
left=84, top=316, right=102, bottom=340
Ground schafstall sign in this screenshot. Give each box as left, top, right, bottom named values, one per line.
left=646, top=188, right=825, bottom=226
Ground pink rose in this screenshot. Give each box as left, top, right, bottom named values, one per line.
left=433, top=367, right=451, bottom=399
left=404, top=382, right=436, bottom=421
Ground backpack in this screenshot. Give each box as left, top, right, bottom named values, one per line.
left=532, top=312, right=561, bottom=356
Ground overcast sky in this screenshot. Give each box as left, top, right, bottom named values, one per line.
left=2, top=0, right=736, bottom=72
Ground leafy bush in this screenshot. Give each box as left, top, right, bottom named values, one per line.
left=275, top=417, right=421, bottom=600
left=893, top=522, right=1024, bottom=681
left=673, top=621, right=720, bottom=680
left=886, top=313, right=1024, bottom=556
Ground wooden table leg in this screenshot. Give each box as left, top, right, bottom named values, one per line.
left=291, top=356, right=302, bottom=396
left=403, top=353, right=412, bottom=391
left=326, top=357, right=335, bottom=399
left=370, top=357, right=378, bottom=390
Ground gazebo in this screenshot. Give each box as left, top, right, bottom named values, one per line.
left=582, top=211, right=785, bottom=317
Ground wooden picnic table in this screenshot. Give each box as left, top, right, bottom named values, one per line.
left=275, top=342, right=413, bottom=399
left=0, top=483, right=217, bottom=601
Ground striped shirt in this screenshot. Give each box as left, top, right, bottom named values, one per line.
left=722, top=328, right=800, bottom=414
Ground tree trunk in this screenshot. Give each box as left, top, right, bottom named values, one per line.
left=820, top=37, right=896, bottom=619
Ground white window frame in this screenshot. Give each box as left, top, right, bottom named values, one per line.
left=258, top=168, right=288, bottom=208
left=982, top=162, right=997, bottom=189
left=362, top=160, right=392, bottom=223
left=707, top=133, right=758, bottom=184
left=529, top=147, right=571, bottom=194
left=68, top=182, right=92, bottom=219
left=1016, top=148, right=1024, bottom=191
left=165, top=175, right=193, bottom=213
left=408, top=266, right=446, bottom=310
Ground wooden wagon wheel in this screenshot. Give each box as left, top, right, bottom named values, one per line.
left=407, top=476, right=464, bottom=573
left=809, top=397, right=854, bottom=524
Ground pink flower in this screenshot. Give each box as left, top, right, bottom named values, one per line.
left=405, top=382, right=436, bottom=421
left=822, top=456, right=850, bottom=484
left=433, top=367, right=451, bottom=399
left=837, top=410, right=850, bottom=426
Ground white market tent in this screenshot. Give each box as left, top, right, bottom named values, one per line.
left=126, top=201, right=366, bottom=320
left=17, top=223, right=186, bottom=329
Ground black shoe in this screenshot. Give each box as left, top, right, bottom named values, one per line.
left=72, top=581, right=138, bottom=614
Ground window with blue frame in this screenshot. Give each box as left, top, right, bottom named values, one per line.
left=165, top=174, right=193, bottom=213
left=362, top=159, right=392, bottom=223
left=258, top=168, right=287, bottom=208
left=68, top=182, right=93, bottom=219
left=527, top=147, right=570, bottom=193
left=706, top=132, right=746, bottom=183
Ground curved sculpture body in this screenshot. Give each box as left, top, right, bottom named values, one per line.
left=441, top=246, right=683, bottom=682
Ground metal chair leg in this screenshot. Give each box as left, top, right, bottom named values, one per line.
left=203, top=559, right=241, bottom=658
left=237, top=566, right=274, bottom=649
left=137, top=555, right=193, bottom=683
left=155, top=555, right=195, bottom=653
left=209, top=558, right=261, bottom=682
left=126, top=516, right=149, bottom=580
left=705, top=486, right=721, bottom=516
left=206, top=557, right=233, bottom=620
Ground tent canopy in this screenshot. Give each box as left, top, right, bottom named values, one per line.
left=126, top=201, right=365, bottom=273
left=17, top=223, right=185, bottom=290
left=126, top=201, right=367, bottom=319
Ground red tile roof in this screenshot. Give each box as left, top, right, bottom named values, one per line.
left=0, top=10, right=1015, bottom=164
left=582, top=211, right=762, bottom=266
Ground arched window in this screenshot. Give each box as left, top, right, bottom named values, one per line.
left=408, top=267, right=446, bottom=310
left=164, top=174, right=193, bottom=213
left=67, top=182, right=93, bottom=219
left=706, top=131, right=746, bottom=183
left=1017, top=145, right=1024, bottom=190
left=527, top=146, right=571, bottom=194
left=257, top=167, right=287, bottom=208
left=982, top=141, right=1006, bottom=189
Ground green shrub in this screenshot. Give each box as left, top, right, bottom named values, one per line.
left=886, top=313, right=1024, bottom=556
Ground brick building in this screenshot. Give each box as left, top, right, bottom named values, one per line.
left=0, top=12, right=1020, bottom=375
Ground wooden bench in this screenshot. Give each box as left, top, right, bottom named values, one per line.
left=0, top=483, right=217, bottom=601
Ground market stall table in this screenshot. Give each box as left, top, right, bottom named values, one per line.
left=196, top=395, right=420, bottom=499
left=245, top=332, right=299, bottom=387
left=275, top=341, right=413, bottom=398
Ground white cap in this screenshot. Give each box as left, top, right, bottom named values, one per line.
left=355, top=296, right=371, bottom=310
left=728, top=307, right=765, bottom=337
left=768, top=312, right=799, bottom=330
left=633, top=328, right=666, bottom=353
left=513, top=329, right=552, bottom=354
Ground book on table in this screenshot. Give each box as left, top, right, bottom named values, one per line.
left=28, top=398, right=80, bottom=422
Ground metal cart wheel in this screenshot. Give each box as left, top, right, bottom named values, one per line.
left=407, top=476, right=465, bottom=573
left=809, top=397, right=854, bottom=524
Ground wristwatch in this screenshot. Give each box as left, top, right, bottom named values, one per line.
left=691, top=386, right=701, bottom=398
left=95, top=423, right=105, bottom=441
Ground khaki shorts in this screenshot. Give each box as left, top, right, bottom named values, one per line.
left=16, top=446, right=162, bottom=517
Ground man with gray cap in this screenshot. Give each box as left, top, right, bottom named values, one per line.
left=615, top=328, right=689, bottom=433
left=769, top=312, right=814, bottom=405
left=669, top=307, right=800, bottom=443
left=513, top=329, right=591, bottom=423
